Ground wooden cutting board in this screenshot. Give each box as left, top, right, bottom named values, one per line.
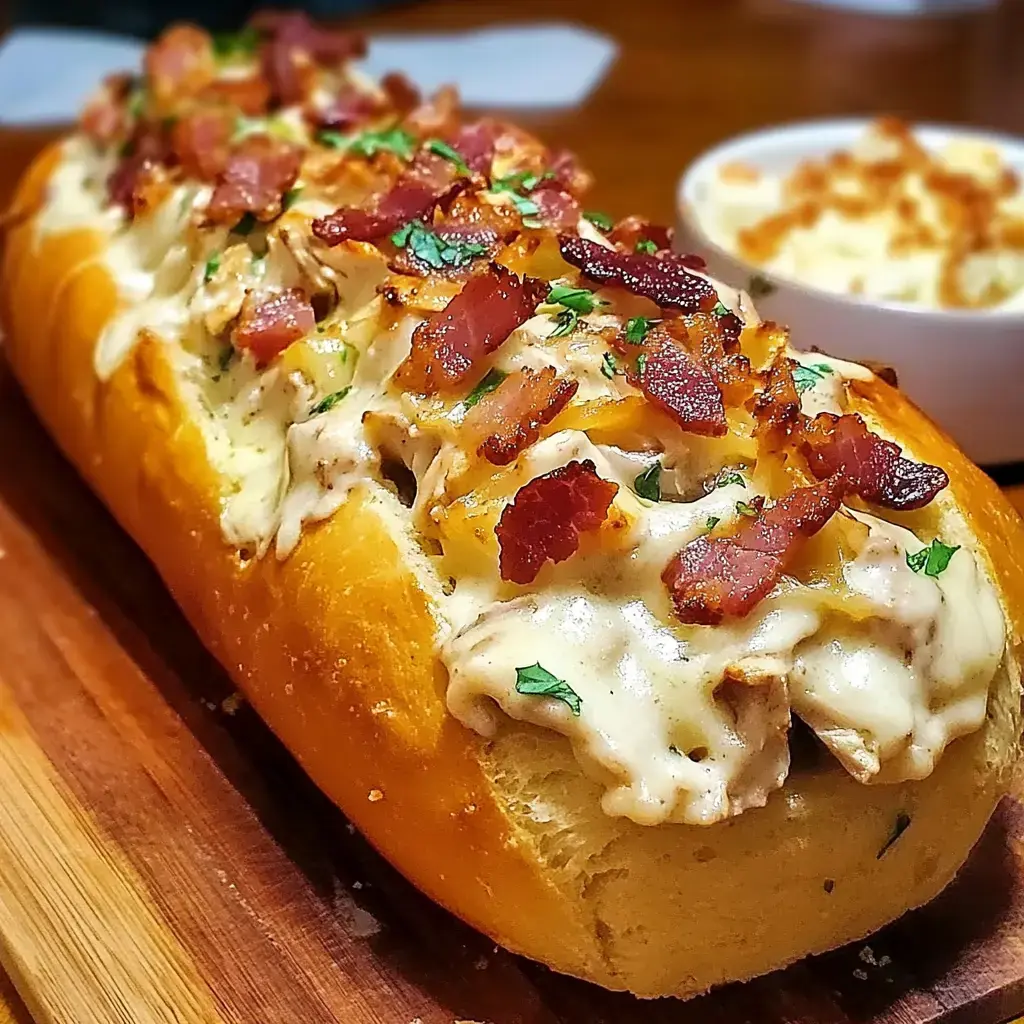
left=1, top=362, right=1024, bottom=1024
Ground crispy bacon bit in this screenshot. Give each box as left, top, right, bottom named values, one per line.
left=801, top=413, right=948, bottom=510
left=610, top=215, right=674, bottom=252
left=533, top=188, right=580, bottom=230
left=451, top=121, right=498, bottom=173
left=752, top=354, right=801, bottom=435
left=171, top=110, right=233, bottom=180
left=463, top=367, right=579, bottom=465
left=201, top=75, right=271, bottom=116
left=404, top=86, right=461, bottom=137
left=252, top=10, right=367, bottom=106
left=145, top=24, right=215, bottom=113
left=312, top=87, right=381, bottom=131
left=108, top=128, right=171, bottom=214
left=497, top=460, right=618, bottom=584
left=206, top=135, right=302, bottom=225
left=663, top=476, right=845, bottom=625
left=394, top=265, right=546, bottom=394
left=558, top=234, right=716, bottom=313
left=547, top=149, right=592, bottom=197
left=381, top=72, right=421, bottom=114
left=232, top=288, right=315, bottom=365
left=610, top=326, right=726, bottom=436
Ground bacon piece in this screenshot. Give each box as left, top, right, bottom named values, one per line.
left=404, top=86, right=461, bottom=138
left=206, top=135, right=302, bottom=226
left=312, top=157, right=463, bottom=245
left=394, top=265, right=546, bottom=394
left=312, top=87, right=381, bottom=131
left=463, top=367, right=579, bottom=465
left=559, top=234, right=716, bottom=312
left=497, top=460, right=618, bottom=585
left=252, top=10, right=367, bottom=106
left=201, top=75, right=271, bottom=116
left=381, top=72, right=421, bottom=114
left=662, top=476, right=845, bottom=625
left=107, top=127, right=171, bottom=214
left=547, top=149, right=592, bottom=197
left=145, top=24, right=215, bottom=114
left=80, top=73, right=134, bottom=145
left=450, top=121, right=498, bottom=174
left=533, top=188, right=580, bottom=230
left=801, top=413, right=948, bottom=511
left=232, top=288, right=315, bottom=365
left=171, top=110, right=233, bottom=180
left=610, top=215, right=674, bottom=253
left=752, top=353, right=801, bottom=436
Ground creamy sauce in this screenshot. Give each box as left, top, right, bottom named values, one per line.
left=35, top=133, right=1009, bottom=828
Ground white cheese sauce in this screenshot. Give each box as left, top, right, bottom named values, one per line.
left=34, top=138, right=1009, bottom=829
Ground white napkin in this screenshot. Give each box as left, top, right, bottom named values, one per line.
left=0, top=24, right=618, bottom=125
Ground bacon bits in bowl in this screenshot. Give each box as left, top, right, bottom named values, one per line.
left=677, top=118, right=1024, bottom=465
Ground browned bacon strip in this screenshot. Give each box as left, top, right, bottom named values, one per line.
left=450, top=121, right=498, bottom=173
left=144, top=24, right=215, bottom=114
left=609, top=215, right=674, bottom=252
left=252, top=10, right=367, bottom=106
left=558, top=234, right=717, bottom=312
left=312, top=178, right=455, bottom=245
left=80, top=73, right=134, bottom=145
left=533, top=188, right=580, bottom=230
left=662, top=476, right=845, bottom=625
left=107, top=127, right=172, bottom=214
left=463, top=367, right=579, bottom=465
left=232, top=288, right=315, bottom=365
left=801, top=413, right=948, bottom=511
left=497, top=461, right=618, bottom=584
left=201, top=75, right=271, bottom=116
left=752, top=353, right=801, bottom=435
left=206, top=135, right=302, bottom=225
left=171, top=110, right=233, bottom=181
left=394, top=266, right=545, bottom=394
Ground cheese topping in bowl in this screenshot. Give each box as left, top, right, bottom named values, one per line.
left=701, top=117, right=1024, bottom=310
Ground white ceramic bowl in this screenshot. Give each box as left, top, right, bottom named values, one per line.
left=677, top=119, right=1024, bottom=466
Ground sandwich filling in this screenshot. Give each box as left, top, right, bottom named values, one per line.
left=33, top=16, right=1006, bottom=826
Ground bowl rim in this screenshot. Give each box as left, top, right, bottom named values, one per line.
left=677, top=116, right=1024, bottom=324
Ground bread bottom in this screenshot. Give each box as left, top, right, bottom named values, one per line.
left=4, top=145, right=1023, bottom=997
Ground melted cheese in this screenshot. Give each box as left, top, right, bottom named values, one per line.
left=34, top=135, right=1009, bottom=829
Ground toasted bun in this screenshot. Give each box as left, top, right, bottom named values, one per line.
left=4, top=142, right=1023, bottom=999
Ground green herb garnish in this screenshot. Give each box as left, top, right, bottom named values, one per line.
left=583, top=210, right=613, bottom=231
left=747, top=273, right=776, bottom=299
left=318, top=127, right=417, bottom=160
left=635, top=238, right=658, bottom=255
left=310, top=386, right=352, bottom=416
left=391, top=220, right=487, bottom=270
left=426, top=138, right=469, bottom=175
left=634, top=462, right=661, bottom=502
left=212, top=26, right=260, bottom=60
left=232, top=212, right=257, bottom=236
left=127, top=86, right=146, bottom=120
left=906, top=539, right=959, bottom=578
left=203, top=253, right=221, bottom=283
left=735, top=500, right=758, bottom=518
left=601, top=352, right=619, bottom=379
left=792, top=362, right=835, bottom=395
left=514, top=664, right=582, bottom=716
left=705, top=515, right=721, bottom=533
left=625, top=316, right=654, bottom=345
left=463, top=368, right=508, bottom=409
left=282, top=186, right=303, bottom=211
left=550, top=309, right=578, bottom=338
left=877, top=812, right=911, bottom=859
left=491, top=173, right=545, bottom=219
left=547, top=285, right=601, bottom=314
left=712, top=300, right=730, bottom=317
left=636, top=352, right=648, bottom=376
left=715, top=469, right=745, bottom=489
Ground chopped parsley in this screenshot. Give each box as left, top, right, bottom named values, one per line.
left=601, top=352, right=619, bottom=379
left=712, top=300, right=730, bottom=317
left=310, top=386, right=352, bottom=416
left=282, top=186, right=303, bottom=211
left=735, top=500, right=759, bottom=518
left=491, top=171, right=550, bottom=222
left=390, top=220, right=486, bottom=270
left=583, top=210, right=613, bottom=231
left=625, top=316, right=655, bottom=345
left=550, top=308, right=579, bottom=338
left=792, top=362, right=835, bottom=395
left=318, top=126, right=417, bottom=160
left=633, top=462, right=661, bottom=501
left=635, top=238, right=658, bottom=255
left=906, top=539, right=959, bottom=578
left=715, top=469, right=745, bottom=489
left=426, top=138, right=469, bottom=175
left=463, top=368, right=507, bottom=409
left=877, top=812, right=911, bottom=859
left=747, top=273, right=776, bottom=299
left=203, top=253, right=221, bottom=283
left=705, top=515, right=721, bottom=533
left=636, top=352, right=648, bottom=376
left=514, top=663, right=581, bottom=716
left=232, top=212, right=257, bottom=236
left=547, top=285, right=601, bottom=314
left=212, top=26, right=260, bottom=60
left=127, top=85, right=146, bottom=120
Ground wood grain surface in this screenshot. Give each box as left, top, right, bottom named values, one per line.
left=0, top=2, right=1023, bottom=1022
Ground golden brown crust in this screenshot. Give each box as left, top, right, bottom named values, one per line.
left=4, top=143, right=1023, bottom=997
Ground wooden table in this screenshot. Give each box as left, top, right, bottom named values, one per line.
left=0, top=2, right=1023, bottom=1021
